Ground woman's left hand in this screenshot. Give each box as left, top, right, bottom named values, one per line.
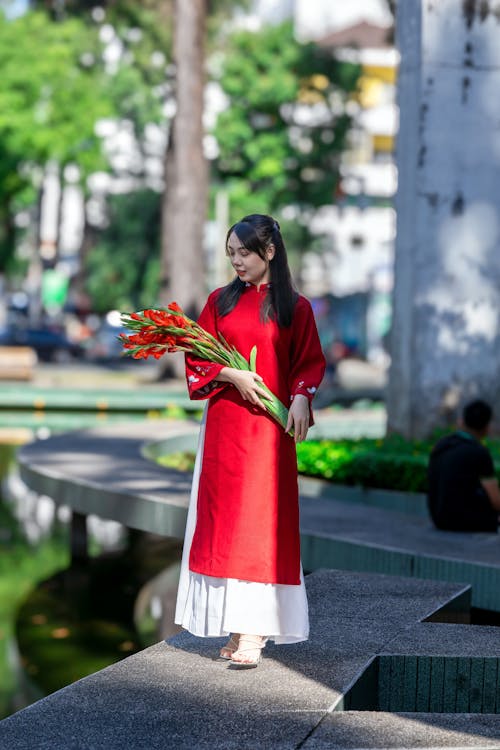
left=286, top=394, right=310, bottom=443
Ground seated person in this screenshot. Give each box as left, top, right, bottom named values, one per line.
left=427, top=399, right=500, bottom=532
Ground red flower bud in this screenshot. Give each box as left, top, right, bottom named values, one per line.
left=168, top=302, right=182, bottom=313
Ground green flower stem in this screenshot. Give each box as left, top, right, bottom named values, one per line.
left=121, top=313, right=293, bottom=435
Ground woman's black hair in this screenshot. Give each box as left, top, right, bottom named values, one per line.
left=216, top=214, right=298, bottom=327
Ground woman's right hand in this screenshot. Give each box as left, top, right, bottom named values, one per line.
left=218, top=367, right=268, bottom=410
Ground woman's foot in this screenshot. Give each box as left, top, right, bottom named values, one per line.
left=230, top=635, right=268, bottom=668
left=219, top=634, right=240, bottom=660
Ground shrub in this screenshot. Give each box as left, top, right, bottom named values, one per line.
left=155, top=435, right=500, bottom=494
left=296, top=436, right=500, bottom=492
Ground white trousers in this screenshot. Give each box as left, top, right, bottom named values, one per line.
left=174, top=406, right=309, bottom=644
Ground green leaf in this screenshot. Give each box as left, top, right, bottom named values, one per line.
left=249, top=345, right=257, bottom=372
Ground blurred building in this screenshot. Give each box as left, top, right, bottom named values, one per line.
left=294, top=0, right=397, bottom=364
left=221, top=0, right=397, bottom=363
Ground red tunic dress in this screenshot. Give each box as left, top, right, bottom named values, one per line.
left=185, top=283, right=325, bottom=585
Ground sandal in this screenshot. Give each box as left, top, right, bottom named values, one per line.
left=229, top=635, right=268, bottom=669
left=219, top=634, right=240, bottom=660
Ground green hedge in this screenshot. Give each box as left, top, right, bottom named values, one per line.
left=295, top=437, right=429, bottom=492
left=156, top=434, right=500, bottom=494
left=296, top=435, right=500, bottom=492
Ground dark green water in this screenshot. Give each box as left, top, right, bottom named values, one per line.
left=0, top=446, right=69, bottom=719
left=0, top=407, right=185, bottom=721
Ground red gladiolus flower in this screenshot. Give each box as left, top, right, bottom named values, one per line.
left=120, top=301, right=291, bottom=431
left=144, top=309, right=171, bottom=327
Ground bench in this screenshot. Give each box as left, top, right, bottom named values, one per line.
left=0, top=346, right=36, bottom=381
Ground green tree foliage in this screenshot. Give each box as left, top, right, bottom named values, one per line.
left=0, top=11, right=112, bottom=175
left=29, top=0, right=172, bottom=133
left=214, top=21, right=360, bottom=223
left=84, top=190, right=161, bottom=313
left=31, top=0, right=248, bottom=48
left=0, top=4, right=169, bottom=273
left=0, top=10, right=112, bottom=270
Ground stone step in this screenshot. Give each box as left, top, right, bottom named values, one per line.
left=302, top=712, right=500, bottom=749
left=2, top=571, right=494, bottom=750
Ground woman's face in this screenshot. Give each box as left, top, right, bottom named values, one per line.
left=227, top=231, right=274, bottom=287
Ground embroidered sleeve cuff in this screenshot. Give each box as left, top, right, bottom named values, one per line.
left=186, top=362, right=227, bottom=401
left=291, top=382, right=318, bottom=402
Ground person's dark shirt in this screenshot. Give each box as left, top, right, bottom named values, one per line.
left=427, top=431, right=498, bottom=532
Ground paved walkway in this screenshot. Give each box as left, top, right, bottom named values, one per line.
left=2, top=571, right=500, bottom=749
left=301, top=493, right=500, bottom=569
left=17, top=420, right=500, bottom=610
left=18, top=421, right=197, bottom=540
left=7, top=419, right=500, bottom=748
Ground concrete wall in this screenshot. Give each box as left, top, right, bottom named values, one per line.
left=388, top=0, right=500, bottom=437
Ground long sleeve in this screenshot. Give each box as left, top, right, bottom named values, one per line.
left=288, top=297, right=326, bottom=414
left=185, top=291, right=228, bottom=401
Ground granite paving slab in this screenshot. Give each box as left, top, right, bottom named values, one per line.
left=0, top=571, right=475, bottom=750
left=11, top=423, right=500, bottom=747
left=17, top=421, right=198, bottom=538
left=300, top=496, right=500, bottom=568
left=306, top=572, right=470, bottom=624
left=301, top=712, right=500, bottom=748
left=382, top=623, right=500, bottom=657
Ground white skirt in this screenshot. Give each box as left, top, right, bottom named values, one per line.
left=174, top=406, right=309, bottom=644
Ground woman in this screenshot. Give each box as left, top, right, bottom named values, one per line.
left=174, top=214, right=325, bottom=667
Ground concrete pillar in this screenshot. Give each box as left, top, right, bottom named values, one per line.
left=388, top=0, right=500, bottom=438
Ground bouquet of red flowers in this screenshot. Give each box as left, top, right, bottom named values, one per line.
left=120, top=302, right=289, bottom=430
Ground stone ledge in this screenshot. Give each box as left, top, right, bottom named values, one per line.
left=301, top=712, right=500, bottom=749
left=18, top=421, right=198, bottom=539
left=146, top=433, right=429, bottom=517
left=300, top=495, right=500, bottom=611
left=17, top=420, right=500, bottom=611
left=1, top=570, right=488, bottom=750
left=9, top=425, right=500, bottom=748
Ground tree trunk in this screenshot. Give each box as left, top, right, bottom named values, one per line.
left=160, top=0, right=208, bottom=320
left=387, top=0, right=500, bottom=438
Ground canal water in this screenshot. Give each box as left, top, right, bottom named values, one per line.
left=0, top=405, right=187, bottom=721
left=0, top=434, right=70, bottom=719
